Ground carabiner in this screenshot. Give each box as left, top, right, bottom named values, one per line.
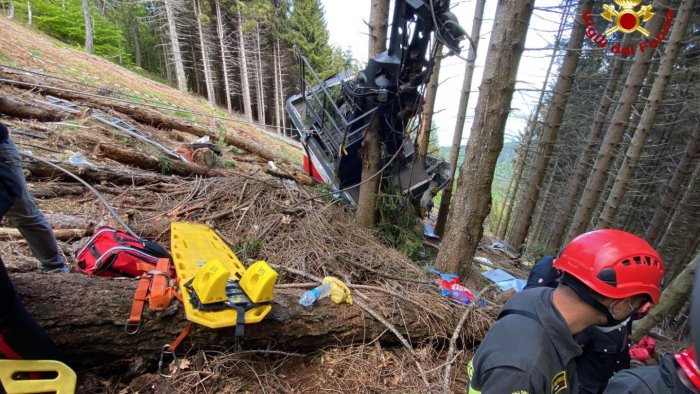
left=124, top=321, right=141, bottom=335
left=158, top=344, right=179, bottom=378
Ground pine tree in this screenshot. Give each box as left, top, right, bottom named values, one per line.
left=285, top=0, right=334, bottom=78
left=436, top=0, right=535, bottom=276
left=507, top=0, right=593, bottom=250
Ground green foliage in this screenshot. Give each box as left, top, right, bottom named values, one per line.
left=284, top=0, right=338, bottom=79
left=237, top=236, right=262, bottom=260
left=376, top=186, right=424, bottom=261
left=221, top=159, right=237, bottom=168
left=523, top=243, right=555, bottom=264
left=158, top=154, right=176, bottom=174
left=13, top=0, right=129, bottom=62
left=119, top=3, right=165, bottom=76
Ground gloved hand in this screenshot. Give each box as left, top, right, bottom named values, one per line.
left=629, top=346, right=651, bottom=362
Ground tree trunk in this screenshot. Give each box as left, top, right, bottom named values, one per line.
left=565, top=0, right=670, bottom=242
left=28, top=182, right=85, bottom=198
left=163, top=0, right=187, bottom=92
left=435, top=0, right=534, bottom=276
left=189, top=37, right=202, bottom=95
left=11, top=272, right=469, bottom=368
left=26, top=0, right=30, bottom=25
left=94, top=142, right=224, bottom=177
left=356, top=115, right=383, bottom=228
left=214, top=0, right=232, bottom=114
left=194, top=0, right=216, bottom=107
left=277, top=38, right=286, bottom=137
left=656, top=161, right=700, bottom=280
left=22, top=159, right=177, bottom=185
left=493, top=1, right=573, bottom=243
left=0, top=97, right=67, bottom=121
left=506, top=0, right=592, bottom=250
left=355, top=0, right=389, bottom=229
left=597, top=0, right=693, bottom=229
left=82, top=0, right=93, bottom=54
left=435, top=0, right=486, bottom=237
left=277, top=39, right=286, bottom=136
left=0, top=73, right=284, bottom=164
left=546, top=45, right=628, bottom=252
left=645, top=126, right=700, bottom=245
left=530, top=157, right=559, bottom=247
left=0, top=228, right=88, bottom=241
left=255, top=22, right=265, bottom=125
left=416, top=44, right=442, bottom=167
left=128, top=4, right=142, bottom=68
left=8, top=0, right=13, bottom=18
left=237, top=3, right=253, bottom=123
left=273, top=39, right=281, bottom=133
left=494, top=154, right=516, bottom=238
left=159, top=33, right=174, bottom=85
left=496, top=125, right=533, bottom=240
left=632, top=251, right=699, bottom=341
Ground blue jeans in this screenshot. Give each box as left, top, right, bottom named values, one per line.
left=0, top=138, right=64, bottom=270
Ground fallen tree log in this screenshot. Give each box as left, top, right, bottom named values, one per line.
left=0, top=73, right=319, bottom=187
left=95, top=142, right=224, bottom=178
left=0, top=96, right=67, bottom=121
left=22, top=159, right=181, bottom=185
left=0, top=72, right=281, bottom=163
left=28, top=182, right=85, bottom=198
left=0, top=227, right=88, bottom=241
left=13, top=272, right=445, bottom=369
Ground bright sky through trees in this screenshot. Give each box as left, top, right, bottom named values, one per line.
left=322, top=0, right=564, bottom=146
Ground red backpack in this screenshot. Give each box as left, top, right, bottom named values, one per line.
left=75, top=226, right=173, bottom=278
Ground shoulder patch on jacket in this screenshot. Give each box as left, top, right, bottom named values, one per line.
left=551, top=370, right=567, bottom=394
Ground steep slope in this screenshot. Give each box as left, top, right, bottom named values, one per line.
left=0, top=18, right=301, bottom=162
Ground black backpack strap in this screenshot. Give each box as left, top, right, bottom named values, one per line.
left=497, top=309, right=541, bottom=325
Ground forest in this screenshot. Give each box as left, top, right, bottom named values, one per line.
left=0, top=0, right=353, bottom=129
left=0, top=0, right=699, bottom=392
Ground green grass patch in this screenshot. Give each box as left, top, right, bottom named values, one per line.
left=236, top=236, right=262, bottom=261
left=0, top=50, right=17, bottom=66
left=173, top=110, right=194, bottom=120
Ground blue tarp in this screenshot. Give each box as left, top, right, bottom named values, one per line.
left=481, top=268, right=528, bottom=292
left=423, top=222, right=439, bottom=239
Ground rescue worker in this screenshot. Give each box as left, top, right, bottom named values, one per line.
left=0, top=123, right=67, bottom=273
left=523, top=254, right=638, bottom=394
left=523, top=255, right=558, bottom=290
left=604, top=346, right=700, bottom=393
left=0, top=157, right=60, bottom=360
left=467, top=229, right=664, bottom=393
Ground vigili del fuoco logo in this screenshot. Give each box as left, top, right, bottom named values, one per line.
left=583, top=0, right=675, bottom=56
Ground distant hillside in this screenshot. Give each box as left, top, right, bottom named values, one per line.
left=438, top=140, right=517, bottom=184
left=437, top=141, right=516, bottom=229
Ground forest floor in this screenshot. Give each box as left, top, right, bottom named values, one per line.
left=4, top=17, right=684, bottom=394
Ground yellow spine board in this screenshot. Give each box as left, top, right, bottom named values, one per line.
left=0, top=360, right=76, bottom=394
left=171, top=222, right=272, bottom=329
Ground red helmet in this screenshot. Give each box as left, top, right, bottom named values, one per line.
left=553, top=229, right=663, bottom=303
left=675, top=346, right=700, bottom=389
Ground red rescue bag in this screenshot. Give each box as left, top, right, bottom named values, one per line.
left=74, top=226, right=173, bottom=278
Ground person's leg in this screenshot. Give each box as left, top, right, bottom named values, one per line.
left=0, top=257, right=61, bottom=360
left=0, top=138, right=65, bottom=271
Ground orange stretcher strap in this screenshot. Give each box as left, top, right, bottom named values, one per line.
left=125, top=258, right=178, bottom=335
left=148, top=258, right=173, bottom=311
left=125, top=276, right=150, bottom=334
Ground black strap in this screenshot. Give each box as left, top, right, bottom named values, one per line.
left=497, top=309, right=541, bottom=325
left=234, top=305, right=246, bottom=337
